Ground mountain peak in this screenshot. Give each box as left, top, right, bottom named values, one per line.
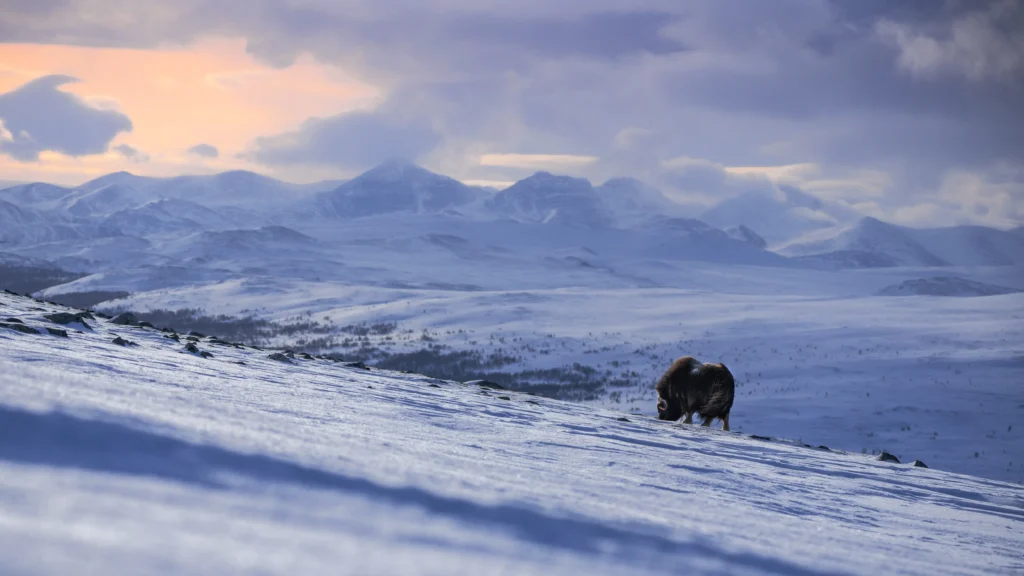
left=311, top=161, right=479, bottom=218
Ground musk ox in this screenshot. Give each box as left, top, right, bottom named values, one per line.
left=656, top=356, right=735, bottom=431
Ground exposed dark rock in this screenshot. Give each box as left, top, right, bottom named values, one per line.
left=3, top=289, right=17, bottom=295
left=44, top=312, right=91, bottom=329
left=160, top=327, right=175, bottom=333
left=45, top=327, right=68, bottom=338
left=818, top=445, right=830, bottom=451
left=912, top=460, right=928, bottom=468
left=5, top=317, right=23, bottom=324
left=877, top=451, right=900, bottom=463
left=112, top=336, right=135, bottom=347
left=184, top=342, right=199, bottom=353
left=95, top=312, right=112, bottom=319
left=467, top=379, right=505, bottom=390
left=200, top=351, right=214, bottom=359
left=233, top=361, right=246, bottom=365
left=345, top=361, right=369, bottom=370
left=76, top=311, right=96, bottom=320
left=497, top=396, right=511, bottom=401
left=299, top=352, right=314, bottom=360
left=428, top=384, right=441, bottom=388
left=616, top=417, right=631, bottom=422
left=188, top=331, right=205, bottom=338
left=749, top=435, right=772, bottom=441
left=110, top=312, right=139, bottom=326
left=1, top=322, right=40, bottom=335
left=137, top=321, right=154, bottom=329
left=267, top=352, right=293, bottom=363
left=186, top=336, right=200, bottom=342
left=525, top=400, right=540, bottom=405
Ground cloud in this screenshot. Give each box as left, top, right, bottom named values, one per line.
left=187, top=143, right=219, bottom=158
left=113, top=143, right=149, bottom=163
left=246, top=111, right=439, bottom=170
left=874, top=1, right=1024, bottom=82
left=2, top=1, right=1023, bottom=225
left=657, top=156, right=775, bottom=202
left=479, top=153, right=598, bottom=170
left=0, top=75, right=133, bottom=161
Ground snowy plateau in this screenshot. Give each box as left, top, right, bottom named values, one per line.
left=1, top=161, right=1023, bottom=574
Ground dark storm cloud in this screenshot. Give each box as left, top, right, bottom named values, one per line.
left=187, top=143, right=219, bottom=158
left=113, top=144, right=149, bottom=163
left=246, top=111, right=440, bottom=170
left=0, top=75, right=133, bottom=161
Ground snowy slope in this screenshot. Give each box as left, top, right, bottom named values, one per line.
left=487, top=171, right=612, bottom=227
left=594, top=177, right=695, bottom=226
left=700, top=187, right=857, bottom=246
left=0, top=182, right=73, bottom=211
left=1, top=291, right=1022, bottom=576
left=0, top=199, right=85, bottom=246
left=100, top=198, right=237, bottom=238
left=906, top=225, right=1024, bottom=267
left=780, top=217, right=950, bottom=268
left=302, top=160, right=487, bottom=219
left=76, top=270, right=1024, bottom=484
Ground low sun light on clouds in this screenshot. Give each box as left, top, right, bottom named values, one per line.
left=0, top=38, right=380, bottom=185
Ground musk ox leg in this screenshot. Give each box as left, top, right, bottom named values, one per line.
left=683, top=412, right=693, bottom=424
left=722, top=414, right=731, bottom=432
left=700, top=415, right=714, bottom=427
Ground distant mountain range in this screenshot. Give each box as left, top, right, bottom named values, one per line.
left=1, top=161, right=1021, bottom=299
left=779, top=217, right=1024, bottom=268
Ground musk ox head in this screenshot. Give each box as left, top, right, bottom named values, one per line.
left=657, top=394, right=683, bottom=421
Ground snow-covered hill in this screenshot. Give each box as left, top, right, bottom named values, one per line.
left=0, top=199, right=85, bottom=246
left=781, top=217, right=949, bottom=268
left=700, top=186, right=859, bottom=246
left=878, top=276, right=1022, bottom=297
left=1, top=290, right=1021, bottom=575
left=594, top=177, right=695, bottom=226
left=302, top=160, right=488, bottom=219
left=908, top=225, right=1024, bottom=267
left=487, top=171, right=612, bottom=227
left=0, top=182, right=73, bottom=211
left=780, top=218, right=1024, bottom=269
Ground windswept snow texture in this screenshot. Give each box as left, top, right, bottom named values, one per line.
left=97, top=276, right=1024, bottom=485
left=1, top=292, right=1022, bottom=576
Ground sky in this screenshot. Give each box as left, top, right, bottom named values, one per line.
left=0, top=0, right=1022, bottom=228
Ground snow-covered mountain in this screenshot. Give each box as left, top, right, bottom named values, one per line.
left=701, top=186, right=859, bottom=246
left=1, top=290, right=1021, bottom=575
left=594, top=177, right=695, bottom=226
left=486, top=171, right=612, bottom=227
left=0, top=199, right=85, bottom=246
left=61, top=184, right=151, bottom=219
left=780, top=217, right=1024, bottom=269
left=99, top=198, right=236, bottom=238
left=303, top=160, right=487, bottom=219
left=907, top=225, right=1024, bottom=267
left=0, top=182, right=73, bottom=211
left=878, top=276, right=1022, bottom=297
left=724, top=225, right=767, bottom=249
left=781, top=217, right=948, bottom=268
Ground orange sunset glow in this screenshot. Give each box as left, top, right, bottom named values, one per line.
left=0, top=38, right=380, bottom=184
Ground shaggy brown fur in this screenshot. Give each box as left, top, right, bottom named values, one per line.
left=655, top=356, right=735, bottom=431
